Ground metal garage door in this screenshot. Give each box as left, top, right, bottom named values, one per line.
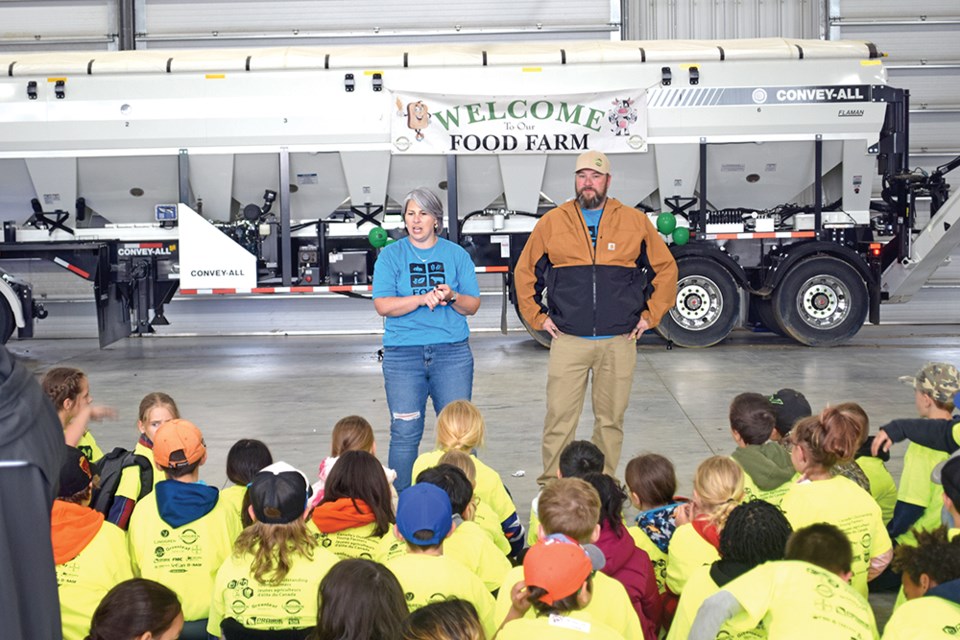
left=136, top=0, right=619, bottom=48
left=0, top=0, right=118, bottom=51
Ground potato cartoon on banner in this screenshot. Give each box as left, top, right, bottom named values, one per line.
left=392, top=92, right=648, bottom=154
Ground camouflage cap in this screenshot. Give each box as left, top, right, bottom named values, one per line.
left=899, top=362, right=960, bottom=405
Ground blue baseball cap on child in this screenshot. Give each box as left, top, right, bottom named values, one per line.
left=396, top=483, right=453, bottom=546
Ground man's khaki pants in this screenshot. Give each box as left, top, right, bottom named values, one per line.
left=539, top=333, right=637, bottom=484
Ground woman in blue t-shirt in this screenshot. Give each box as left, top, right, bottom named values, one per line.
left=372, top=187, right=481, bottom=491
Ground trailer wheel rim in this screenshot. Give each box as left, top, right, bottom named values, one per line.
left=671, top=276, right=723, bottom=330
left=796, top=275, right=850, bottom=329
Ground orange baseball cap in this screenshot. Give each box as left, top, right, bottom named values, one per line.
left=523, top=535, right=595, bottom=605
left=153, top=419, right=206, bottom=469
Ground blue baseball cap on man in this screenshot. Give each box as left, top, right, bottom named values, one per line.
left=396, top=483, right=453, bottom=546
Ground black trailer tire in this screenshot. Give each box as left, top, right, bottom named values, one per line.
left=0, top=298, right=14, bottom=344
left=656, top=257, right=740, bottom=348
left=510, top=282, right=552, bottom=348
left=771, top=256, right=868, bottom=347
left=751, top=295, right=786, bottom=336
left=516, top=307, right=552, bottom=348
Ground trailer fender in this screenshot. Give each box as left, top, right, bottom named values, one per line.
left=0, top=275, right=25, bottom=329
left=670, top=244, right=749, bottom=287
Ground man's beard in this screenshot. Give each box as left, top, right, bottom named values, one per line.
left=577, top=186, right=606, bottom=210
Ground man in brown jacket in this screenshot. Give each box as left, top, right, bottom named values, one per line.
left=515, top=150, right=678, bottom=485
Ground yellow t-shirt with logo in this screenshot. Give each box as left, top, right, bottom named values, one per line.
left=857, top=456, right=898, bottom=525
left=882, top=594, right=960, bottom=639
left=495, top=565, right=644, bottom=640
left=498, top=612, right=623, bottom=640
left=666, top=522, right=720, bottom=595
left=128, top=489, right=241, bottom=621
left=443, top=520, right=511, bottom=592
left=780, top=476, right=892, bottom=597
left=738, top=467, right=796, bottom=508
left=386, top=553, right=497, bottom=639
left=76, top=430, right=104, bottom=463
left=306, top=520, right=384, bottom=560
left=206, top=543, right=339, bottom=635
left=896, top=442, right=950, bottom=546
left=412, top=449, right=518, bottom=528
left=372, top=520, right=508, bottom=592
left=628, top=525, right=669, bottom=594
left=57, top=522, right=133, bottom=640
left=667, top=564, right=766, bottom=640
left=374, top=527, right=407, bottom=563
left=474, top=501, right=511, bottom=555
left=722, top=561, right=879, bottom=639
left=114, top=442, right=155, bottom=503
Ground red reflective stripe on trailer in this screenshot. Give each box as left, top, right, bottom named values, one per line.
left=180, top=289, right=198, bottom=295
left=476, top=266, right=509, bottom=273
left=708, top=231, right=818, bottom=240
left=328, top=285, right=364, bottom=292
left=290, top=286, right=314, bottom=293
left=53, top=257, right=91, bottom=279
left=251, top=287, right=277, bottom=294
left=211, top=288, right=237, bottom=294
left=139, top=242, right=163, bottom=248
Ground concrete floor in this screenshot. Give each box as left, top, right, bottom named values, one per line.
left=9, top=323, right=960, bottom=628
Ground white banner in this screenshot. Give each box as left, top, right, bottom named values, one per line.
left=391, top=91, right=648, bottom=154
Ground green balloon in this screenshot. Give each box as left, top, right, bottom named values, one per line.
left=385, top=238, right=396, bottom=245
left=672, top=227, right=690, bottom=246
left=657, top=212, right=677, bottom=235
left=368, top=226, right=388, bottom=248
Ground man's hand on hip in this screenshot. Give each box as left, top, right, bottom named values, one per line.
left=628, top=317, right=650, bottom=340
left=541, top=316, right=562, bottom=339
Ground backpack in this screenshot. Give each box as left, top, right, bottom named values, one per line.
left=90, top=447, right=154, bottom=516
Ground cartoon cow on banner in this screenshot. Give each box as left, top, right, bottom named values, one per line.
left=608, top=98, right=638, bottom=136
left=397, top=98, right=431, bottom=141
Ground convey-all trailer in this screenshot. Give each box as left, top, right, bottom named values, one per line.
left=0, top=39, right=957, bottom=348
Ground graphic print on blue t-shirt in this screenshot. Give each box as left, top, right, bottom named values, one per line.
left=582, top=207, right=603, bottom=246
left=410, top=262, right=445, bottom=292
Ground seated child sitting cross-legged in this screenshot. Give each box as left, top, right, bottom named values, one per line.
left=495, top=477, right=645, bottom=640
left=385, top=483, right=498, bottom=638
left=689, top=523, right=879, bottom=640
left=496, top=535, right=621, bottom=639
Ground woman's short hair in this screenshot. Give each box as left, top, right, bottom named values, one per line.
left=87, top=578, right=181, bottom=640
left=403, top=187, right=445, bottom=233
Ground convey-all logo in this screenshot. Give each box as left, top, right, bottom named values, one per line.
left=774, top=86, right=867, bottom=103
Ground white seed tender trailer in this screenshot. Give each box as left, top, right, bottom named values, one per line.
left=0, top=39, right=958, bottom=347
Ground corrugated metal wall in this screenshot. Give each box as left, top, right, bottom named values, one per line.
left=0, top=0, right=618, bottom=51
left=828, top=0, right=960, bottom=175
left=136, top=0, right=617, bottom=47
left=0, top=0, right=119, bottom=51
left=624, top=0, right=824, bottom=40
